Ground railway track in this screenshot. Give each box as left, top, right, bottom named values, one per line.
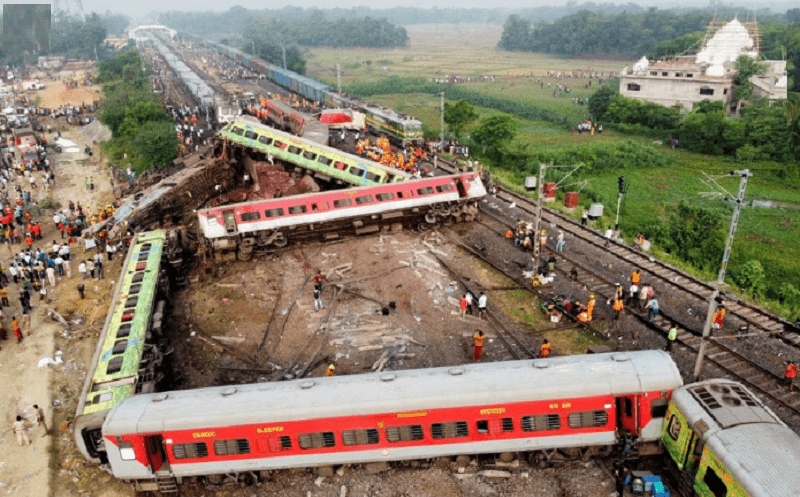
left=473, top=199, right=800, bottom=426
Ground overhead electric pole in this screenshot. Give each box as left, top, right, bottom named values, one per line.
left=693, top=169, right=752, bottom=381
left=532, top=162, right=546, bottom=271
left=439, top=92, right=445, bottom=145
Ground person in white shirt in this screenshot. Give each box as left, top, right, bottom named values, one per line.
left=478, top=292, right=488, bottom=319
left=78, top=261, right=87, bottom=279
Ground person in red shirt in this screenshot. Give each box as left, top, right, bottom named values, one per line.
left=539, top=339, right=552, bottom=358
left=25, top=234, right=33, bottom=248
left=31, top=223, right=41, bottom=240
left=472, top=330, right=486, bottom=360
left=325, top=364, right=335, bottom=377
left=12, top=317, right=22, bottom=343
left=712, top=307, right=726, bottom=331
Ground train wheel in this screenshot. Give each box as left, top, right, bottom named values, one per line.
left=443, top=216, right=456, bottom=227
left=237, top=250, right=252, bottom=261
left=531, top=452, right=548, bottom=469
left=424, top=212, right=437, bottom=224
left=417, top=222, right=433, bottom=231
left=272, top=233, right=288, bottom=247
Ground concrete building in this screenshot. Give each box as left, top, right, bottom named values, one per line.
left=619, top=18, right=787, bottom=112
left=37, top=55, right=64, bottom=69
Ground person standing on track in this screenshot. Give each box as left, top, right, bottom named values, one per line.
left=646, top=298, right=659, bottom=321
left=631, top=269, right=640, bottom=287
left=784, top=360, right=798, bottom=392
left=472, top=330, right=486, bottom=360
left=13, top=416, right=30, bottom=446
left=612, top=298, right=624, bottom=320
left=459, top=294, right=468, bottom=317
left=539, top=339, right=551, bottom=358
left=712, top=306, right=726, bottom=331
left=586, top=294, right=596, bottom=322
left=555, top=230, right=565, bottom=253
left=478, top=292, right=488, bottom=319
left=666, top=323, right=678, bottom=352
left=32, top=404, right=48, bottom=436
left=581, top=209, right=588, bottom=226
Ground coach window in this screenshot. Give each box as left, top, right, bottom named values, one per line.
left=703, top=468, right=727, bottom=497
left=317, top=156, right=332, bottom=165
left=119, top=442, right=136, bottom=461
left=137, top=253, right=149, bottom=261
left=106, top=357, right=124, bottom=375
left=303, top=151, right=317, bottom=160
left=124, top=297, right=138, bottom=308
left=376, top=193, right=394, bottom=201
left=264, top=208, right=284, bottom=218
left=476, top=420, right=489, bottom=434
left=240, top=212, right=261, bottom=222
left=651, top=398, right=668, bottom=418
left=333, top=199, right=352, bottom=208
left=624, top=398, right=633, bottom=418
left=244, top=131, right=257, bottom=140
left=140, top=243, right=152, bottom=251
left=332, top=161, right=346, bottom=171
left=349, top=166, right=365, bottom=176
left=231, top=127, right=244, bottom=136
left=214, top=439, right=251, bottom=456
left=132, top=272, right=145, bottom=283
left=112, top=340, right=128, bottom=355
left=365, top=171, right=381, bottom=183
left=288, top=205, right=307, bottom=215
left=258, top=136, right=273, bottom=145
left=298, top=431, right=336, bottom=449
left=129, top=284, right=141, bottom=295
left=430, top=421, right=469, bottom=439
left=436, top=184, right=454, bottom=193
left=172, top=442, right=209, bottom=459
left=567, top=410, right=608, bottom=429
left=521, top=414, right=561, bottom=431
left=502, top=418, right=514, bottom=432
left=116, top=323, right=132, bottom=338
left=417, top=186, right=434, bottom=195
left=355, top=195, right=373, bottom=205
left=342, top=429, right=380, bottom=446
left=385, top=425, right=424, bottom=442
left=287, top=146, right=302, bottom=155
left=273, top=140, right=286, bottom=149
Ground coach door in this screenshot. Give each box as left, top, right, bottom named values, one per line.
left=146, top=435, right=167, bottom=472
left=455, top=178, right=468, bottom=198
left=222, top=210, right=237, bottom=234
left=616, top=395, right=638, bottom=435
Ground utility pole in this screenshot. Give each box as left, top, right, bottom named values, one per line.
left=615, top=176, right=625, bottom=230
left=532, top=162, right=546, bottom=271
left=439, top=92, right=445, bottom=145
left=336, top=64, right=341, bottom=94
left=693, top=169, right=752, bottom=381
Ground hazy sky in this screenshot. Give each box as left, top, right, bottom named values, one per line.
left=44, top=0, right=800, bottom=20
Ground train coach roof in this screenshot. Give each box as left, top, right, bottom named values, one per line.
left=104, top=351, right=681, bottom=435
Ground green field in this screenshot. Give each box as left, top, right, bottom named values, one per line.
left=305, top=24, right=800, bottom=319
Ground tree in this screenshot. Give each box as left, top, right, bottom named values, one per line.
left=733, top=260, right=766, bottom=299
left=472, top=115, right=517, bottom=163
left=733, top=55, right=768, bottom=105
left=130, top=121, right=179, bottom=173
left=444, top=99, right=478, bottom=139
left=588, top=84, right=618, bottom=122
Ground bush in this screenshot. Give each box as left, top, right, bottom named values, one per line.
left=732, top=260, right=767, bottom=299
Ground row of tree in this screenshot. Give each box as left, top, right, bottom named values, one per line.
left=97, top=51, right=178, bottom=173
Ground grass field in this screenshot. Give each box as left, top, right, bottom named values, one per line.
left=304, top=24, right=800, bottom=319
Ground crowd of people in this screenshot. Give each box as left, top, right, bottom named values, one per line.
left=356, top=135, right=428, bottom=176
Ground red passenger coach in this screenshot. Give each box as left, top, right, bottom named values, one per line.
left=101, top=351, right=682, bottom=492
left=198, top=173, right=485, bottom=258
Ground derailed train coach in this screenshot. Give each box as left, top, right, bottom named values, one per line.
left=101, top=351, right=682, bottom=493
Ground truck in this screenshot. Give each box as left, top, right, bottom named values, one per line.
left=22, top=80, right=44, bottom=91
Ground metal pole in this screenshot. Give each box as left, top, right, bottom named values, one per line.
left=439, top=92, right=445, bottom=145
left=532, top=162, right=546, bottom=271
left=693, top=169, right=751, bottom=381
left=615, top=193, right=622, bottom=230
left=337, top=64, right=341, bottom=94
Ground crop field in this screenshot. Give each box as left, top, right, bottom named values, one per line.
left=305, top=24, right=800, bottom=318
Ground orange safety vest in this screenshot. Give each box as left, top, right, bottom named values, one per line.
left=578, top=311, right=589, bottom=322
left=505, top=230, right=514, bottom=239
left=0, top=288, right=7, bottom=297
left=713, top=309, right=726, bottom=326
left=12, top=320, right=20, bottom=333
left=786, top=363, right=797, bottom=379
left=631, top=271, right=640, bottom=285
left=325, top=368, right=334, bottom=377
left=613, top=299, right=624, bottom=312
left=473, top=333, right=486, bottom=348
left=540, top=343, right=551, bottom=358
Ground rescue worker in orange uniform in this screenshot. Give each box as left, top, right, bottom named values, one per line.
left=612, top=298, right=624, bottom=320
left=712, top=307, right=726, bottom=331
left=586, top=294, right=596, bottom=322
left=784, top=361, right=798, bottom=392
left=325, top=364, right=335, bottom=377
left=539, top=339, right=551, bottom=358
left=631, top=269, right=641, bottom=286
left=577, top=306, right=590, bottom=323
left=472, top=330, right=486, bottom=361
left=12, top=317, right=22, bottom=343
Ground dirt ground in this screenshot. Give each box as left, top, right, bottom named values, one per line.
left=0, top=116, right=130, bottom=497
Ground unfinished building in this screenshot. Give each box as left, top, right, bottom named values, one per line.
left=619, top=18, right=788, bottom=112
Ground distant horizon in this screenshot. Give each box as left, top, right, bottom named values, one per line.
left=47, top=1, right=799, bottom=20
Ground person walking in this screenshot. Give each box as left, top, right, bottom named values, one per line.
left=325, top=364, right=335, bottom=377
left=13, top=416, right=30, bottom=446
left=12, top=316, right=22, bottom=343
left=638, top=284, right=649, bottom=310
left=581, top=209, right=588, bottom=226
left=604, top=228, right=613, bottom=248
left=32, top=404, right=48, bottom=436
left=784, top=360, right=798, bottom=392
left=77, top=283, right=85, bottom=300
left=313, top=284, right=324, bottom=312
left=615, top=465, right=630, bottom=497
left=78, top=260, right=87, bottom=279
left=472, top=330, right=486, bottom=360
left=46, top=266, right=56, bottom=287
left=0, top=286, right=8, bottom=307
left=555, top=230, right=565, bottom=253
left=539, top=339, right=551, bottom=358
left=21, top=311, right=31, bottom=336
left=586, top=294, right=596, bottom=322
left=666, top=323, right=678, bottom=352
left=631, top=269, right=641, bottom=287
left=465, top=291, right=474, bottom=315
left=646, top=298, right=659, bottom=321
left=628, top=283, right=639, bottom=309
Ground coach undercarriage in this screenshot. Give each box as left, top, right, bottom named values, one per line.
left=206, top=200, right=480, bottom=261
